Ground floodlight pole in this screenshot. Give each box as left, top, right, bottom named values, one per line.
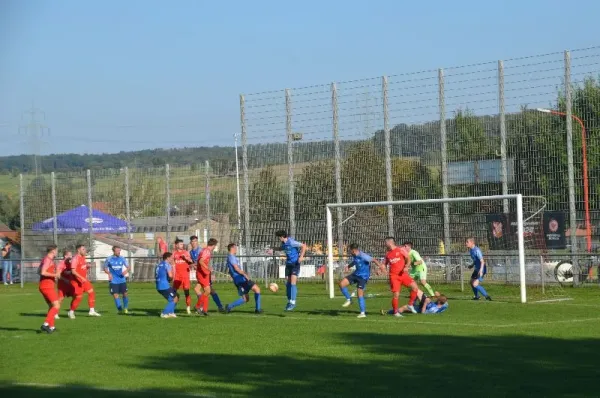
left=536, top=108, right=591, bottom=253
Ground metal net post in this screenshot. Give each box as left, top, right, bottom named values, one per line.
left=439, top=68, right=451, bottom=281
left=165, top=164, right=171, bottom=247
left=205, top=160, right=211, bottom=240
left=86, top=170, right=94, bottom=259
left=125, top=167, right=132, bottom=279
left=240, top=95, right=251, bottom=255
left=498, top=60, right=509, bottom=214
left=382, top=76, right=394, bottom=236
left=19, top=174, right=25, bottom=288
left=51, top=172, right=58, bottom=246
left=286, top=88, right=296, bottom=237
left=331, top=83, right=344, bottom=263
left=565, top=50, right=579, bottom=285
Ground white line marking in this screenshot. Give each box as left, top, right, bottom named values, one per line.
left=10, top=383, right=215, bottom=397
left=532, top=298, right=574, bottom=303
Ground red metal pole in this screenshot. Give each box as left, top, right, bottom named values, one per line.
left=551, top=110, right=592, bottom=252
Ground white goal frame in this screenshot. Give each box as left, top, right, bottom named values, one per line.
left=326, top=194, right=527, bottom=303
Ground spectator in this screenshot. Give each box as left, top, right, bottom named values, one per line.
left=2, top=241, right=12, bottom=285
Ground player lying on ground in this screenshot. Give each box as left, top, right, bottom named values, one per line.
left=466, top=238, right=492, bottom=301
left=372, top=237, right=419, bottom=317
left=173, top=238, right=194, bottom=314
left=403, top=241, right=435, bottom=297
left=194, top=238, right=224, bottom=316
left=397, top=290, right=449, bottom=314
left=339, top=243, right=373, bottom=318
left=275, top=230, right=306, bottom=311
left=190, top=235, right=224, bottom=313
left=155, top=252, right=179, bottom=318
left=104, top=245, right=130, bottom=314
left=38, top=245, right=61, bottom=334
left=68, top=244, right=101, bottom=318
left=224, top=243, right=262, bottom=314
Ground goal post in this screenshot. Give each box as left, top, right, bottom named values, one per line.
left=326, top=194, right=527, bottom=303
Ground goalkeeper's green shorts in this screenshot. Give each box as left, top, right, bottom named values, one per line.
left=409, top=265, right=428, bottom=281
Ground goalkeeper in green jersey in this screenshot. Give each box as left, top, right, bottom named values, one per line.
left=403, top=242, right=435, bottom=297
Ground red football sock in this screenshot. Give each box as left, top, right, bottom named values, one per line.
left=45, top=307, right=58, bottom=327
left=392, top=297, right=399, bottom=313
left=195, top=295, right=202, bottom=309
left=409, top=290, right=418, bottom=306
left=71, top=295, right=82, bottom=311
left=87, top=291, right=96, bottom=308
left=202, top=294, right=209, bottom=313
left=185, top=295, right=191, bottom=307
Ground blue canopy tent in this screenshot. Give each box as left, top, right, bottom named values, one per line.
left=32, top=205, right=128, bottom=234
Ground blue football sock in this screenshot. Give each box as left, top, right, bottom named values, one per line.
left=114, top=297, right=122, bottom=310
left=123, top=296, right=129, bottom=309
left=472, top=286, right=479, bottom=297
left=477, top=284, right=489, bottom=298
left=358, top=296, right=366, bottom=313
left=340, top=287, right=351, bottom=300
left=286, top=282, right=291, bottom=301
left=290, top=284, right=298, bottom=303
left=230, top=297, right=246, bottom=310
left=211, top=292, right=223, bottom=309
left=163, top=301, right=174, bottom=314
left=255, top=293, right=261, bottom=311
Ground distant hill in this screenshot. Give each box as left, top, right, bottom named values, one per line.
left=0, top=146, right=236, bottom=174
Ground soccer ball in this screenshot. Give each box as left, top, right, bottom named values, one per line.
left=269, top=283, right=279, bottom=293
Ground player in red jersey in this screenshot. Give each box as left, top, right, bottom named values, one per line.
left=374, top=237, right=419, bottom=317
left=172, top=238, right=194, bottom=314
left=157, top=237, right=168, bottom=257
left=68, top=244, right=101, bottom=318
left=56, top=249, right=74, bottom=317
left=193, top=238, right=223, bottom=315
left=38, top=245, right=60, bottom=334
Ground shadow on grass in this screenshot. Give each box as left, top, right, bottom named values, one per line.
left=3, top=334, right=596, bottom=397
left=0, top=326, right=40, bottom=332
left=136, top=333, right=596, bottom=397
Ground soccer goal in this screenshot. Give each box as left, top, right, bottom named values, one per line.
left=325, top=194, right=567, bottom=304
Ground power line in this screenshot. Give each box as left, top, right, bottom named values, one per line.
left=19, top=103, right=49, bottom=176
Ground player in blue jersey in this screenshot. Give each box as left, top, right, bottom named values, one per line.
left=399, top=290, right=449, bottom=314
left=155, top=252, right=179, bottom=318
left=223, top=243, right=262, bottom=314
left=339, top=243, right=372, bottom=318
left=189, top=235, right=201, bottom=264
left=104, top=246, right=130, bottom=314
left=466, top=238, right=492, bottom=301
left=275, top=230, right=306, bottom=311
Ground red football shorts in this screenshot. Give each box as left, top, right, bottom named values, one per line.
left=58, top=280, right=73, bottom=298
left=196, top=271, right=210, bottom=288
left=39, top=284, right=59, bottom=303
left=389, top=272, right=414, bottom=293
left=173, top=278, right=191, bottom=290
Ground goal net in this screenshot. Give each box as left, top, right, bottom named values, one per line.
left=326, top=194, right=569, bottom=303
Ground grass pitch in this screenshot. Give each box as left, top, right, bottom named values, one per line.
left=0, top=282, right=598, bottom=397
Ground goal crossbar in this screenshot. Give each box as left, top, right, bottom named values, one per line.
left=325, top=194, right=526, bottom=303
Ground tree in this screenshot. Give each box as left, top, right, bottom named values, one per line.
left=341, top=141, right=386, bottom=203
left=249, top=166, right=288, bottom=223
left=447, top=109, right=494, bottom=161
left=0, top=193, right=19, bottom=230
left=295, top=161, right=336, bottom=221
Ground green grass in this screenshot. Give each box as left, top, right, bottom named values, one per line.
left=1, top=282, right=599, bottom=397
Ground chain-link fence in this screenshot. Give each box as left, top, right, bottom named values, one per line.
left=239, top=47, right=600, bottom=286
left=9, top=47, right=600, bottom=287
